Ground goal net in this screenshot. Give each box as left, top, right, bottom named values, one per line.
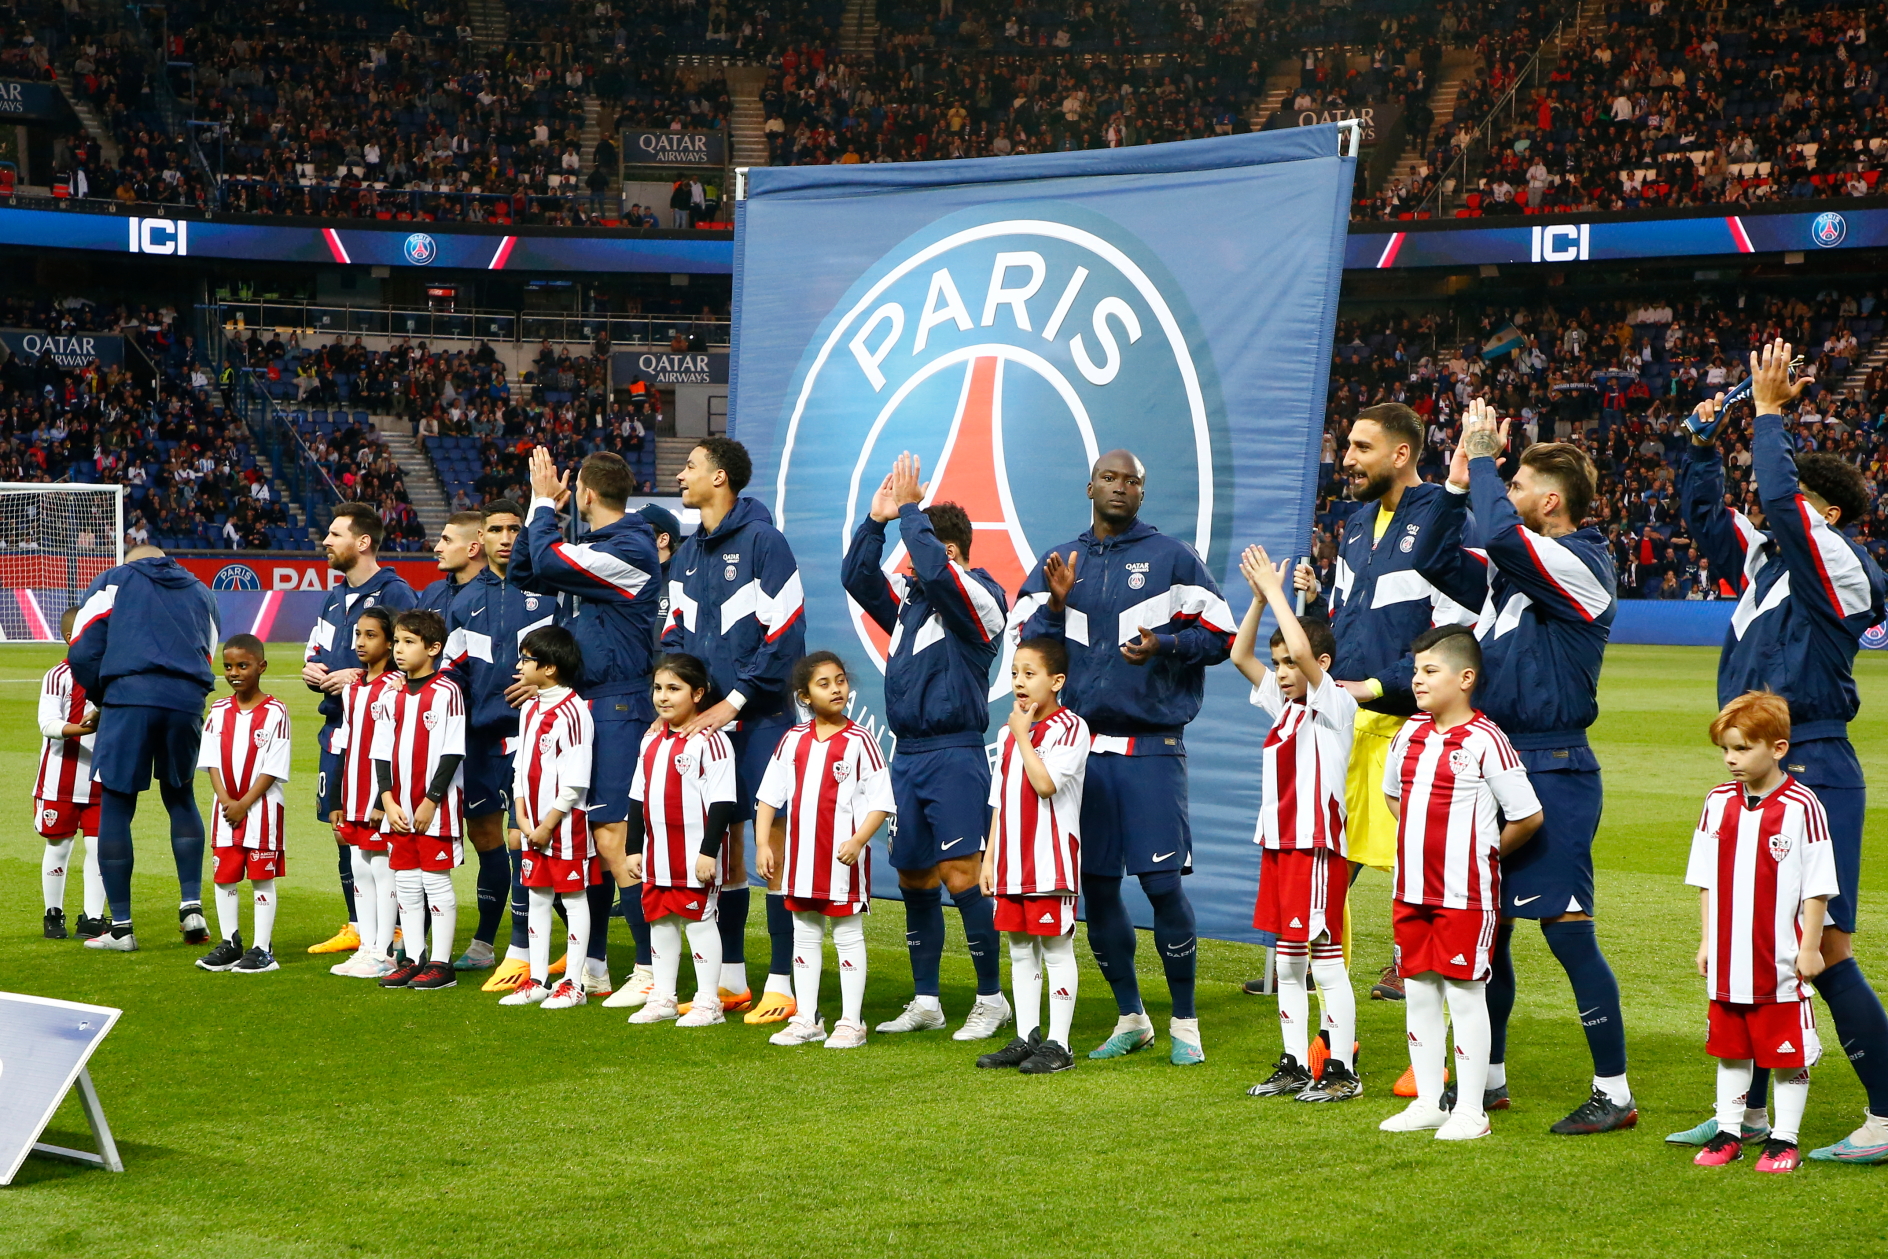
left=0, top=485, right=124, bottom=642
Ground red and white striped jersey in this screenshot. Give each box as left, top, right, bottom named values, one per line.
left=1249, top=670, right=1357, bottom=853
left=370, top=671, right=467, bottom=838
left=631, top=725, right=736, bottom=888
left=197, top=695, right=293, bottom=851
left=512, top=686, right=595, bottom=861
left=1687, top=778, right=1840, bottom=1004
left=988, top=707, right=1089, bottom=895
left=1383, top=712, right=1539, bottom=911
left=330, top=669, right=402, bottom=823
left=35, top=660, right=97, bottom=804
left=758, top=720, right=894, bottom=905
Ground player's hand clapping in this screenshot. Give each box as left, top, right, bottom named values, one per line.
left=869, top=452, right=928, bottom=523
left=1750, top=337, right=1808, bottom=415
left=1241, top=543, right=1288, bottom=602
left=529, top=445, right=572, bottom=508
left=1043, top=549, right=1079, bottom=612
left=1121, top=625, right=1160, bottom=666
left=1448, top=397, right=1510, bottom=490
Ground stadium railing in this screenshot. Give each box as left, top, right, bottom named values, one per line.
left=1417, top=17, right=1568, bottom=219
left=208, top=303, right=730, bottom=351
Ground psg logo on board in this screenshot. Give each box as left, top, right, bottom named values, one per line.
left=403, top=232, right=438, bottom=265
left=1812, top=212, right=1847, bottom=249
left=210, top=563, right=261, bottom=591
left=769, top=203, right=1229, bottom=699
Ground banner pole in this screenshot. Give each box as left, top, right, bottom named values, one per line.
left=1335, top=119, right=1363, bottom=158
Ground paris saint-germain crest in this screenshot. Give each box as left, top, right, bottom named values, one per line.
left=769, top=203, right=1230, bottom=705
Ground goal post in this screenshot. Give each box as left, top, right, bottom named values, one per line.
left=0, top=484, right=125, bottom=642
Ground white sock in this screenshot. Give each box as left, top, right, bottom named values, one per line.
left=764, top=973, right=794, bottom=996
left=1009, top=933, right=1043, bottom=1039
left=1310, top=941, right=1355, bottom=1069
left=1275, top=943, right=1310, bottom=1065
left=1773, top=1068, right=1810, bottom=1144
left=1405, top=972, right=1449, bottom=1108
left=915, top=994, right=943, bottom=1012
left=791, top=911, right=826, bottom=1022
left=1113, top=1011, right=1152, bottom=1035
left=421, top=869, right=457, bottom=965
left=686, top=916, right=724, bottom=1005
left=42, top=839, right=74, bottom=911
left=1043, top=932, right=1079, bottom=1048
left=81, top=838, right=105, bottom=919
left=1715, top=1058, right=1755, bottom=1131
left=833, top=913, right=867, bottom=1026
left=563, top=893, right=592, bottom=985
left=395, top=869, right=426, bottom=962
left=718, top=961, right=748, bottom=994
left=1594, top=1072, right=1632, bottom=1107
left=648, top=915, right=683, bottom=1003
left=349, top=847, right=379, bottom=956
left=367, top=852, right=397, bottom=957
left=251, top=879, right=277, bottom=952
left=214, top=881, right=243, bottom=942
left=1443, top=978, right=1490, bottom=1117
left=527, top=887, right=555, bottom=982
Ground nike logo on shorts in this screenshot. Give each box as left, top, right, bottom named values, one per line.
left=1152, top=851, right=1176, bottom=862
left=941, top=837, right=966, bottom=851
left=1513, top=894, right=1541, bottom=906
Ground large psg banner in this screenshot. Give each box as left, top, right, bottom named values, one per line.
left=732, top=129, right=1352, bottom=942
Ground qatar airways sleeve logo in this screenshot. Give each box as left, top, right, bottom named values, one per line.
left=769, top=208, right=1228, bottom=681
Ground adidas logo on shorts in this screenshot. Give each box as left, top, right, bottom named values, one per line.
left=1290, top=917, right=1302, bottom=928
left=1039, top=912, right=1055, bottom=924
left=1449, top=953, right=1467, bottom=965
left=1778, top=1040, right=1796, bottom=1053
left=686, top=900, right=699, bottom=909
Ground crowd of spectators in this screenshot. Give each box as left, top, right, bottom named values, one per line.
left=1314, top=285, right=1888, bottom=602
left=1367, top=0, right=1888, bottom=219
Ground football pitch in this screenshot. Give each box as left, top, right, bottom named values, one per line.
left=2, top=643, right=1886, bottom=1258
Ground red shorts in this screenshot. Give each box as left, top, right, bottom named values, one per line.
left=36, top=798, right=99, bottom=841
left=643, top=882, right=719, bottom=922
left=335, top=819, right=389, bottom=853
left=783, top=896, right=867, bottom=918
left=521, top=850, right=603, bottom=891
left=214, top=846, right=285, bottom=884
left=1708, top=998, right=1821, bottom=1069
left=994, top=893, right=1077, bottom=936
left=1253, top=847, right=1347, bottom=944
left=388, top=831, right=462, bottom=872
left=1393, top=901, right=1497, bottom=981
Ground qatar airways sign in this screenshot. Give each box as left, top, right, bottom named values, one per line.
left=622, top=129, right=726, bottom=167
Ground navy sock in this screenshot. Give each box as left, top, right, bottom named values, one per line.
left=902, top=884, right=945, bottom=998
left=1081, top=874, right=1142, bottom=1016
left=1142, top=870, right=1197, bottom=1020
left=621, top=884, right=652, bottom=967
left=1817, top=956, right=1888, bottom=1116
left=950, top=883, right=1002, bottom=997
left=473, top=844, right=509, bottom=945
left=585, top=880, right=612, bottom=961
left=1746, top=1067, right=1771, bottom=1119
left=98, top=787, right=137, bottom=923
left=160, top=779, right=204, bottom=907
left=336, top=841, right=357, bottom=922
left=1541, top=919, right=1628, bottom=1078
left=766, top=892, right=794, bottom=977
left=719, top=885, right=751, bottom=966
left=1487, top=923, right=1517, bottom=1065
left=507, top=849, right=529, bottom=951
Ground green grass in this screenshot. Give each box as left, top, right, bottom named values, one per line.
left=4, top=644, right=1888, bottom=1258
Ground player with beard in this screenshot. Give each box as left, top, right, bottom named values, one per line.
left=1013, top=450, right=1235, bottom=1064
left=1277, top=404, right=1477, bottom=1009
left=302, top=503, right=417, bottom=957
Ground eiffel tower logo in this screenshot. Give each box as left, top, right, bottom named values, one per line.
left=850, top=355, right=1041, bottom=666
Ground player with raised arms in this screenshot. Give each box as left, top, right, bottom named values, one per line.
left=440, top=498, right=557, bottom=986
left=69, top=543, right=219, bottom=953
left=302, top=503, right=417, bottom=958
left=510, top=450, right=662, bottom=997
left=665, top=436, right=807, bottom=1023
left=1306, top=402, right=1478, bottom=1005
left=1012, top=449, right=1235, bottom=1065
left=842, top=451, right=1012, bottom=1041
left=1677, top=338, right=1888, bottom=1163
left=1417, top=400, right=1635, bottom=1134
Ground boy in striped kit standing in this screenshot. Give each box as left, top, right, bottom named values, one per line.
left=1380, top=625, right=1542, bottom=1141
left=38, top=607, right=105, bottom=940
left=194, top=635, right=293, bottom=974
